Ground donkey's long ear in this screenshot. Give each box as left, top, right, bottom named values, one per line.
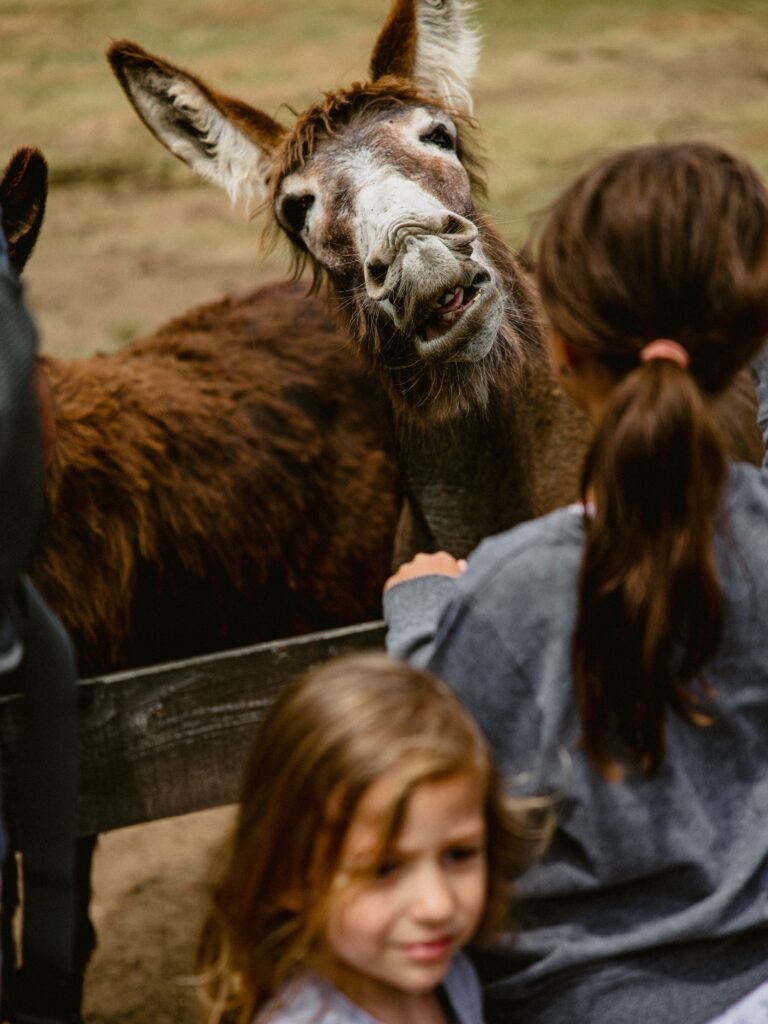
left=370, top=0, right=480, bottom=116
left=0, top=148, right=48, bottom=275
left=107, top=41, right=286, bottom=208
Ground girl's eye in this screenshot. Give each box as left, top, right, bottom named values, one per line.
left=444, top=844, right=484, bottom=866
left=420, top=125, right=456, bottom=152
left=374, top=858, right=402, bottom=879
left=279, top=193, right=315, bottom=234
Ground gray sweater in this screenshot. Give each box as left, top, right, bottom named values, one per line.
left=385, top=420, right=768, bottom=1020
left=257, top=953, right=483, bottom=1023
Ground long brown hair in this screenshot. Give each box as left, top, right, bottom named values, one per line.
left=196, top=652, right=550, bottom=1023
left=536, top=141, right=768, bottom=777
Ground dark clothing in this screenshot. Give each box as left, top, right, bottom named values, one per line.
left=0, top=270, right=43, bottom=607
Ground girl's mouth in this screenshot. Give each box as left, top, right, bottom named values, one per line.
left=401, top=936, right=455, bottom=964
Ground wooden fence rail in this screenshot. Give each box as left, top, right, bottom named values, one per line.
left=0, top=620, right=386, bottom=838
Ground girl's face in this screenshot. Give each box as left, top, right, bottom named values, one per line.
left=323, top=768, right=487, bottom=1017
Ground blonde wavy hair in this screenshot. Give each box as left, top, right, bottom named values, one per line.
left=195, top=652, right=551, bottom=1023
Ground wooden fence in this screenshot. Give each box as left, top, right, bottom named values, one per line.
left=0, top=620, right=385, bottom=838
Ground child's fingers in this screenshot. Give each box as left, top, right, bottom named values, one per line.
left=384, top=551, right=465, bottom=591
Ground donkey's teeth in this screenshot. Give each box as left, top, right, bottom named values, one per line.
left=433, top=286, right=465, bottom=314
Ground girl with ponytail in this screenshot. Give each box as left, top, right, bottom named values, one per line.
left=384, top=142, right=768, bottom=1024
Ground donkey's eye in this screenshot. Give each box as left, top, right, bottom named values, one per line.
left=420, top=125, right=456, bottom=151
left=279, top=194, right=315, bottom=234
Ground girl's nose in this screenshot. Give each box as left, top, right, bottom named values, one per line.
left=411, top=866, right=456, bottom=922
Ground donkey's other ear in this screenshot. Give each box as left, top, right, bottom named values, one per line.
left=0, top=148, right=48, bottom=275
left=370, top=0, right=480, bottom=116
left=107, top=40, right=286, bottom=209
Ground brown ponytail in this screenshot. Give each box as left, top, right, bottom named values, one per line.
left=574, top=360, right=726, bottom=775
left=536, top=142, right=768, bottom=777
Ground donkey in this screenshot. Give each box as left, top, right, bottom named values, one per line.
left=1, top=148, right=399, bottom=674
left=107, top=0, right=763, bottom=564
left=0, top=146, right=400, bottom=1006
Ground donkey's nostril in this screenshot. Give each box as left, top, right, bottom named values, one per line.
left=444, top=216, right=462, bottom=234
left=470, top=269, right=491, bottom=287
left=366, top=261, right=389, bottom=287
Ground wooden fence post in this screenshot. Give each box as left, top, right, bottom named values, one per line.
left=0, top=620, right=386, bottom=837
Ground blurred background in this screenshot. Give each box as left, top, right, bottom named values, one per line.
left=6, top=0, right=768, bottom=356
left=4, top=1, right=768, bottom=1020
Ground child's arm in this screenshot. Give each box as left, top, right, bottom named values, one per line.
left=384, top=552, right=466, bottom=663
left=384, top=570, right=458, bottom=667
left=750, top=341, right=768, bottom=468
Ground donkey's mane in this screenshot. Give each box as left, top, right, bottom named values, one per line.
left=265, top=77, right=489, bottom=300
left=272, top=77, right=487, bottom=191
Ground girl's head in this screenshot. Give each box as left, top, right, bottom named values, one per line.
left=535, top=142, right=768, bottom=777
left=197, top=652, right=545, bottom=1023
left=536, top=140, right=768, bottom=393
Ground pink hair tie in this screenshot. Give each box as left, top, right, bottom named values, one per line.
left=639, top=339, right=690, bottom=369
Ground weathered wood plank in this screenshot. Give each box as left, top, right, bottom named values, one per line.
left=0, top=620, right=385, bottom=837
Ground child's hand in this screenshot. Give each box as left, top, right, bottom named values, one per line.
left=384, top=551, right=468, bottom=591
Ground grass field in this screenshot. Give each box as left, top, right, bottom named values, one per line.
left=5, top=0, right=768, bottom=354
left=5, top=3, right=768, bottom=1021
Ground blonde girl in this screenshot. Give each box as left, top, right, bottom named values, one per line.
left=197, top=652, right=548, bottom=1024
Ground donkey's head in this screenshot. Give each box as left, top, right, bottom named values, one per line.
left=109, top=0, right=540, bottom=421
left=0, top=148, right=48, bottom=275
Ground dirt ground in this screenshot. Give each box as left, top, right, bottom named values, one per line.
left=84, top=807, right=235, bottom=1023
left=7, top=0, right=768, bottom=1020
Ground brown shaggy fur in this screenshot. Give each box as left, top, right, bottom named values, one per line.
left=1, top=149, right=401, bottom=1003
left=34, top=282, right=400, bottom=676
left=2, top=155, right=400, bottom=679
left=274, top=78, right=486, bottom=196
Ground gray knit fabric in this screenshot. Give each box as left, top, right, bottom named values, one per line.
left=257, top=952, right=483, bottom=1023
left=385, top=452, right=768, bottom=1021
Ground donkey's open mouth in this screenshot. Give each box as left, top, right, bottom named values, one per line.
left=424, top=284, right=481, bottom=341
left=416, top=270, right=499, bottom=362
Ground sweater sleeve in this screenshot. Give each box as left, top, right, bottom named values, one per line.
left=384, top=558, right=544, bottom=778
left=384, top=573, right=458, bottom=667
left=384, top=514, right=584, bottom=781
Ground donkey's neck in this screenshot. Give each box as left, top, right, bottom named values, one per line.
left=393, top=387, right=536, bottom=559
left=330, top=224, right=591, bottom=561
